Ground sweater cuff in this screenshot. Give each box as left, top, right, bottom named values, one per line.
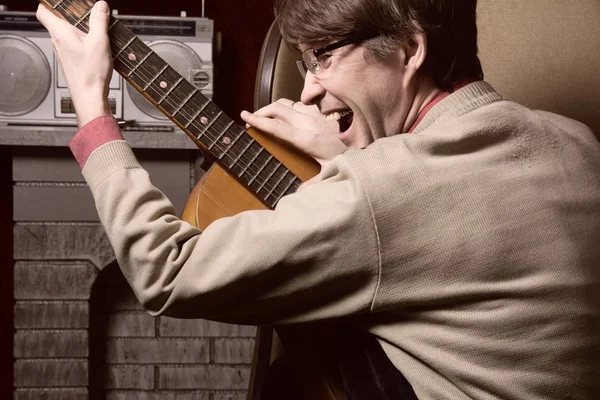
left=69, top=115, right=124, bottom=168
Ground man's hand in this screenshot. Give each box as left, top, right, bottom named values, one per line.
left=37, top=1, right=113, bottom=127
left=241, top=99, right=348, bottom=166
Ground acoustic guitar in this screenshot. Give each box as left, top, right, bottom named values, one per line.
left=39, top=0, right=346, bottom=398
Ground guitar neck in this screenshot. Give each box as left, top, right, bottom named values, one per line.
left=40, top=0, right=306, bottom=209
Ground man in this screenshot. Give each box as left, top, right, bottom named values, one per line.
left=37, top=0, right=600, bottom=399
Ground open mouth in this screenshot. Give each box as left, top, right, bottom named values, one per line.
left=326, top=109, right=354, bottom=133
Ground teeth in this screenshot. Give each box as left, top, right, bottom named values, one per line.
left=325, top=112, right=341, bottom=121
left=325, top=109, right=352, bottom=121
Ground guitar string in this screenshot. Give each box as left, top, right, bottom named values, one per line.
left=54, top=1, right=299, bottom=202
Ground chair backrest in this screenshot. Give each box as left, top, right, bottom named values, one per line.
left=254, top=21, right=304, bottom=110
left=477, top=0, right=600, bottom=137
left=254, top=0, right=600, bottom=137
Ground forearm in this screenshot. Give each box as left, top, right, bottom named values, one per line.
left=81, top=141, right=380, bottom=325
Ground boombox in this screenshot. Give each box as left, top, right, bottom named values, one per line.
left=0, top=9, right=213, bottom=126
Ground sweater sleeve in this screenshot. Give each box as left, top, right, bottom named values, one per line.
left=82, top=140, right=381, bottom=325
left=69, top=115, right=124, bottom=168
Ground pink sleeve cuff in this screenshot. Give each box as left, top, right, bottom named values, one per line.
left=69, top=115, right=124, bottom=168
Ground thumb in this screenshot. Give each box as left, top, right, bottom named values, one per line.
left=88, top=1, right=110, bottom=37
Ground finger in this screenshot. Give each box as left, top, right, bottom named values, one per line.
left=292, top=102, right=321, bottom=115
left=252, top=101, right=297, bottom=121
left=275, top=98, right=296, bottom=108
left=240, top=111, right=288, bottom=139
left=276, top=98, right=322, bottom=118
left=36, top=3, right=73, bottom=36
left=88, top=1, right=110, bottom=39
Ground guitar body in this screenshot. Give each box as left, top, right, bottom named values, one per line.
left=182, top=163, right=267, bottom=230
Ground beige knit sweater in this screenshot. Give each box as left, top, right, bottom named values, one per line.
left=82, top=82, right=600, bottom=399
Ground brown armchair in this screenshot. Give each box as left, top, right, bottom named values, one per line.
left=248, top=1, right=600, bottom=398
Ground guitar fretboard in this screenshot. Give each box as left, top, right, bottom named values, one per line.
left=46, top=0, right=302, bottom=208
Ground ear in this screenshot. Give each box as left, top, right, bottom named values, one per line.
left=401, top=31, right=427, bottom=85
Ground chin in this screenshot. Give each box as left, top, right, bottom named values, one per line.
left=339, top=125, right=358, bottom=148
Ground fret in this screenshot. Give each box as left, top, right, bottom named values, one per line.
left=247, top=152, right=277, bottom=196
left=172, top=88, right=199, bottom=117
left=209, top=120, right=234, bottom=151
left=74, top=7, right=92, bottom=28
left=126, top=50, right=154, bottom=77
left=286, top=179, right=302, bottom=196
left=259, top=159, right=282, bottom=189
left=274, top=175, right=298, bottom=204
left=143, top=64, right=169, bottom=91
left=264, top=166, right=289, bottom=200
left=115, top=36, right=137, bottom=58
left=237, top=141, right=265, bottom=185
left=231, top=137, right=255, bottom=167
left=255, top=162, right=287, bottom=204
left=240, top=147, right=264, bottom=178
left=196, top=111, right=222, bottom=139
left=157, top=76, right=184, bottom=105
left=249, top=154, right=273, bottom=186
left=219, top=129, right=245, bottom=168
left=263, top=165, right=290, bottom=201
left=109, top=18, right=119, bottom=30
left=184, top=101, right=210, bottom=129
left=226, top=134, right=254, bottom=174
left=52, top=0, right=67, bottom=9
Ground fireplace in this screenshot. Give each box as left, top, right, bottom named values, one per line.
left=4, top=126, right=257, bottom=400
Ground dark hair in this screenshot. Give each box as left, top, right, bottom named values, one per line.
left=274, top=0, right=484, bottom=92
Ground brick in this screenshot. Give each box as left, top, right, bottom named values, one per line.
left=103, top=365, right=154, bottom=389
left=14, top=301, right=89, bottom=329
left=13, top=224, right=115, bottom=269
left=13, top=186, right=99, bottom=222
left=14, top=262, right=97, bottom=300
left=159, top=318, right=257, bottom=338
left=14, top=360, right=88, bottom=387
left=14, top=388, right=89, bottom=400
left=158, top=365, right=251, bottom=390
left=213, top=392, right=248, bottom=400
left=14, top=330, right=88, bottom=358
left=213, top=339, right=254, bottom=364
left=105, top=339, right=210, bottom=364
left=96, top=285, right=145, bottom=311
left=105, top=313, right=156, bottom=337
left=105, top=391, right=210, bottom=400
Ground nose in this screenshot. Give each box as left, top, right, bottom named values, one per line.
left=300, top=72, right=325, bottom=106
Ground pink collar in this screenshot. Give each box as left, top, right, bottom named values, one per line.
left=407, top=81, right=471, bottom=133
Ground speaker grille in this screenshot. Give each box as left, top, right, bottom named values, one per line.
left=0, top=35, right=51, bottom=116
left=127, top=40, right=205, bottom=121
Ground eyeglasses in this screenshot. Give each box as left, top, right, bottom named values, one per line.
left=296, top=33, right=378, bottom=79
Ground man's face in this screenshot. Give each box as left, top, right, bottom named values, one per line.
left=299, top=42, right=412, bottom=148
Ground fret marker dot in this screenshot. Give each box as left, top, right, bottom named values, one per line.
left=160, top=81, right=168, bottom=89
left=201, top=117, right=208, bottom=125
left=223, top=137, right=231, bottom=145
left=128, top=53, right=136, bottom=61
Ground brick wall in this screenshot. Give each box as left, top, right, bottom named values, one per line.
left=11, top=147, right=257, bottom=400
